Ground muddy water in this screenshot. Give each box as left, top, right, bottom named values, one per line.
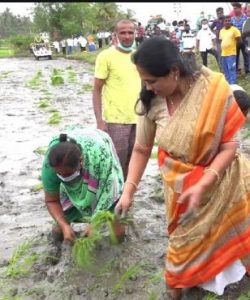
left=0, top=57, right=250, bottom=300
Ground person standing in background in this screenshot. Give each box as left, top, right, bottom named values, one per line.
left=231, top=2, right=249, bottom=74
left=92, top=20, right=141, bottom=179
left=219, top=15, right=241, bottom=84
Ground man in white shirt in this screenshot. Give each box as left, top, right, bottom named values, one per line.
left=181, top=23, right=196, bottom=69
left=196, top=18, right=220, bottom=69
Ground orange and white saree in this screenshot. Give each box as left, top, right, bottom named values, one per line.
left=136, top=67, right=250, bottom=291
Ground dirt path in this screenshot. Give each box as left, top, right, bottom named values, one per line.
left=0, top=57, right=250, bottom=300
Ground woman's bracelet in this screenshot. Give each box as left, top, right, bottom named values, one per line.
left=124, top=181, right=138, bottom=191
left=204, top=168, right=221, bottom=184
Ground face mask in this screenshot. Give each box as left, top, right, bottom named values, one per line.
left=202, top=24, right=208, bottom=29
left=117, top=38, right=134, bottom=52
left=57, top=169, right=81, bottom=183
left=179, top=26, right=184, bottom=31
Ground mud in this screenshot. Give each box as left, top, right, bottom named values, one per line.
left=0, top=57, right=250, bottom=300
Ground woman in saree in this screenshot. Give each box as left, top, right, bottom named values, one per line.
left=41, top=126, right=124, bottom=244
left=115, top=37, right=250, bottom=299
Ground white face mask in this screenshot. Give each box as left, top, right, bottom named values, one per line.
left=57, top=169, right=81, bottom=183
left=179, top=26, right=184, bottom=31
left=117, top=38, right=134, bottom=52
left=202, top=24, right=208, bottom=29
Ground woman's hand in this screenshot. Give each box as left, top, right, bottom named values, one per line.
left=114, top=193, right=133, bottom=217
left=177, top=184, right=205, bottom=225
left=61, top=223, right=76, bottom=242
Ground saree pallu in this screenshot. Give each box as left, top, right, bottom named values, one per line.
left=157, top=68, right=250, bottom=288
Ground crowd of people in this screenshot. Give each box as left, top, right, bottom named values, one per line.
left=133, top=2, right=250, bottom=85
left=41, top=4, right=250, bottom=300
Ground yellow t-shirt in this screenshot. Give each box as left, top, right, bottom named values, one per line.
left=94, top=47, right=141, bottom=124
left=219, top=26, right=241, bottom=56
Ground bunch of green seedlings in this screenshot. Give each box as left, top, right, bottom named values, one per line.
left=26, top=70, right=43, bottom=89
left=50, top=68, right=64, bottom=85
left=48, top=111, right=62, bottom=124
left=72, top=211, right=134, bottom=268
left=5, top=238, right=40, bottom=278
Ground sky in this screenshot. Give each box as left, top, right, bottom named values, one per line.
left=0, top=2, right=233, bottom=27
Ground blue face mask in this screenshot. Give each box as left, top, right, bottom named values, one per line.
left=57, top=169, right=81, bottom=183
left=117, top=39, right=134, bottom=52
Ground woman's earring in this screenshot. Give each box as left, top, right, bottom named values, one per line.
left=175, top=75, right=178, bottom=81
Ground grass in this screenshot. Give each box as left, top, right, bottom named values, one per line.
left=67, top=69, right=78, bottom=83
left=38, top=100, right=50, bottom=108
left=0, top=48, right=15, bottom=58
left=0, top=71, right=13, bottom=79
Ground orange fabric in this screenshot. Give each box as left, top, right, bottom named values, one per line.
left=157, top=70, right=249, bottom=289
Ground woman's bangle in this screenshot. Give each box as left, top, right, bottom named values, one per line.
left=124, top=181, right=138, bottom=191
left=204, top=168, right=221, bottom=184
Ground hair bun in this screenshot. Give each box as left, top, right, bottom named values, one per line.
left=59, top=133, right=67, bottom=142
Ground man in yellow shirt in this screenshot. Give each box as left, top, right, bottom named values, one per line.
left=219, top=15, right=241, bottom=84
left=92, top=20, right=141, bottom=179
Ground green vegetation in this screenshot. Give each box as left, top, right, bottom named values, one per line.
left=38, top=100, right=50, bottom=108
left=34, top=146, right=47, bottom=155
left=26, top=70, right=43, bottom=89
left=0, top=70, right=13, bottom=79
left=112, top=260, right=148, bottom=293
left=5, top=239, right=40, bottom=278
left=0, top=48, right=15, bottom=58
left=67, top=69, right=78, bottom=83
left=73, top=211, right=133, bottom=268
left=31, top=182, right=43, bottom=192
left=83, top=83, right=93, bottom=92
left=50, top=68, right=64, bottom=85
left=48, top=112, right=62, bottom=124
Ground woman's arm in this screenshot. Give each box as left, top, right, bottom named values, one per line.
left=45, top=191, right=76, bottom=242
left=115, top=143, right=152, bottom=215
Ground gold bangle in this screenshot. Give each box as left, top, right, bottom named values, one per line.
left=204, top=168, right=220, bottom=183
left=125, top=181, right=138, bottom=190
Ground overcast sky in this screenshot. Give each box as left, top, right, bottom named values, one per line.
left=0, top=2, right=233, bottom=27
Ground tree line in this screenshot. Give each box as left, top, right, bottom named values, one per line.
left=0, top=2, right=136, bottom=39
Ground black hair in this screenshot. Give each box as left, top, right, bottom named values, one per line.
left=48, top=133, right=82, bottom=169
left=232, top=2, right=241, bottom=8
left=132, top=37, right=199, bottom=115
left=172, top=20, right=178, bottom=26
left=233, top=90, right=250, bottom=116
left=216, top=7, right=224, bottom=13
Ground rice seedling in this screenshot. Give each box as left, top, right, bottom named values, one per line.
left=66, top=65, right=73, bottom=70
left=50, top=68, right=64, bottom=85
left=67, top=70, right=78, bottom=83
left=26, top=70, right=43, bottom=89
left=96, top=258, right=118, bottom=277
left=34, top=146, right=47, bottom=155
left=31, top=182, right=43, bottom=192
left=5, top=239, right=40, bottom=278
left=112, top=260, right=147, bottom=293
left=48, top=112, right=61, bottom=124
left=47, top=108, right=59, bottom=113
left=72, top=211, right=134, bottom=269
left=82, top=83, right=93, bottom=91
left=147, top=291, right=157, bottom=300
left=38, top=100, right=50, bottom=108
